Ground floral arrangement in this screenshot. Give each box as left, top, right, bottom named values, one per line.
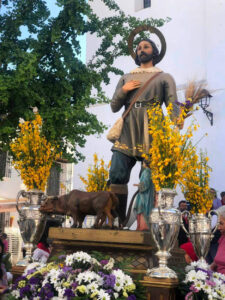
left=176, top=81, right=207, bottom=119
left=7, top=251, right=142, bottom=300
left=10, top=113, right=60, bottom=191
left=181, top=149, right=213, bottom=214
left=184, top=260, right=225, bottom=300
left=80, top=153, right=111, bottom=192
left=145, top=103, right=198, bottom=191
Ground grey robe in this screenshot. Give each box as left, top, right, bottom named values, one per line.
left=111, top=71, right=180, bottom=158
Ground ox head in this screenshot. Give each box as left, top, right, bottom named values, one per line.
left=39, top=196, right=59, bottom=214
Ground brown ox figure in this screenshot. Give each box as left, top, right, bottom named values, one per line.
left=40, top=189, right=119, bottom=229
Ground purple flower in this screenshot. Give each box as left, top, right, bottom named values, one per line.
left=62, top=266, right=73, bottom=272
left=104, top=274, right=116, bottom=288
left=64, top=288, right=75, bottom=298
left=196, top=267, right=208, bottom=274
left=20, top=286, right=30, bottom=298
left=29, top=277, right=40, bottom=285
left=106, top=289, right=113, bottom=295
left=100, top=260, right=109, bottom=265
left=190, top=284, right=199, bottom=293
left=71, top=281, right=78, bottom=289
left=38, top=284, right=54, bottom=299
left=128, top=295, right=136, bottom=300
left=185, top=291, right=194, bottom=300
left=27, top=268, right=36, bottom=275
left=58, top=254, right=66, bottom=260
left=206, top=279, right=216, bottom=287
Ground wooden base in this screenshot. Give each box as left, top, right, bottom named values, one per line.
left=140, top=277, right=178, bottom=300
left=49, top=227, right=185, bottom=278
left=11, top=266, right=25, bottom=281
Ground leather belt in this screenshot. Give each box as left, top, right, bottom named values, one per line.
left=134, top=101, right=149, bottom=108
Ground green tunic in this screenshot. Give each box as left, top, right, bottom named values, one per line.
left=111, top=69, right=180, bottom=158
left=133, top=167, right=154, bottom=228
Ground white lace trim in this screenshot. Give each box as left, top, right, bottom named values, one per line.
left=130, top=66, right=162, bottom=74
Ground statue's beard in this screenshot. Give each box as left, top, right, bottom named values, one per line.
left=138, top=52, right=153, bottom=64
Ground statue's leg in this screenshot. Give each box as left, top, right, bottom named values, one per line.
left=109, top=151, right=136, bottom=225
left=71, top=209, right=78, bottom=228
left=77, top=214, right=85, bottom=228
left=94, top=213, right=102, bottom=228
left=99, top=213, right=106, bottom=227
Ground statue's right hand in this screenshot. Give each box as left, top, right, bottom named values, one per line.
left=122, top=80, right=141, bottom=93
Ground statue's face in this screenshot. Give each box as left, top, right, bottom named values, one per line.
left=137, top=40, right=153, bottom=64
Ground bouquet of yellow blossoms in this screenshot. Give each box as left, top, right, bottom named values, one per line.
left=145, top=103, right=198, bottom=191
left=181, top=149, right=213, bottom=214
left=80, top=153, right=111, bottom=192
left=10, top=113, right=60, bottom=191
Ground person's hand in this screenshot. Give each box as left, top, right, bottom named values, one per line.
left=210, top=262, right=217, bottom=271
left=122, top=80, right=141, bottom=93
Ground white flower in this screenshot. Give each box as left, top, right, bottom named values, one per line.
left=196, top=270, right=207, bottom=281
left=103, top=258, right=115, bottom=270
left=11, top=290, right=20, bottom=299
left=65, top=251, right=92, bottom=266
left=113, top=292, right=119, bottom=299
left=124, top=274, right=133, bottom=286
left=57, top=287, right=66, bottom=298
left=19, top=118, right=25, bottom=124
left=48, top=269, right=61, bottom=286
left=113, top=269, right=126, bottom=292
left=186, top=270, right=198, bottom=282
left=202, top=283, right=212, bottom=295
left=87, top=282, right=99, bottom=294
left=91, top=257, right=101, bottom=266
left=77, top=271, right=102, bottom=285
left=194, top=280, right=204, bottom=290
left=97, top=289, right=110, bottom=300
left=33, top=107, right=38, bottom=113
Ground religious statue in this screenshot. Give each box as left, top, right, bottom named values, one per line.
left=108, top=26, right=180, bottom=225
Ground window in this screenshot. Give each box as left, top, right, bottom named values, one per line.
left=144, top=0, right=151, bottom=8
left=5, top=154, right=12, bottom=178
left=0, top=151, right=11, bottom=179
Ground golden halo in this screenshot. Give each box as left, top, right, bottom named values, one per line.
left=128, top=25, right=166, bottom=64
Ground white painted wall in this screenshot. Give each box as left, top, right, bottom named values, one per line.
left=73, top=0, right=225, bottom=209
left=0, top=169, right=24, bottom=200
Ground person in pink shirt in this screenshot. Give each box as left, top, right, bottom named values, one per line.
left=211, top=206, right=225, bottom=274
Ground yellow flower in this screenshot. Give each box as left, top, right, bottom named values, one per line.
left=76, top=285, right=87, bottom=294
left=18, top=280, right=26, bottom=288
left=79, top=153, right=110, bottom=192
left=10, top=113, right=60, bottom=191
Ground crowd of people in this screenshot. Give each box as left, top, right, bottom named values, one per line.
left=177, top=188, right=225, bottom=274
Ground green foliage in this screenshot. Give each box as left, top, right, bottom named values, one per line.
left=0, top=0, right=170, bottom=164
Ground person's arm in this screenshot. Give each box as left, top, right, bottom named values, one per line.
left=110, top=76, right=128, bottom=112
left=210, top=261, right=217, bottom=271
